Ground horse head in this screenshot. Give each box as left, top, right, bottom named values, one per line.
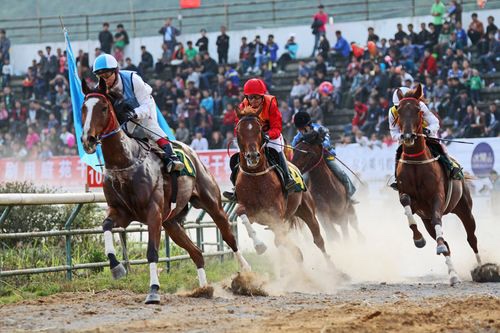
left=396, top=84, right=424, bottom=147
left=235, top=106, right=265, bottom=169
left=292, top=131, right=323, bottom=173
left=81, top=78, right=119, bottom=153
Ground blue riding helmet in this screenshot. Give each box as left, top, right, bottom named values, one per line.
left=93, top=54, right=118, bottom=74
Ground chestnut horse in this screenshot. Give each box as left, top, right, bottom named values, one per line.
left=233, top=110, right=336, bottom=270
left=292, top=132, right=363, bottom=241
left=395, top=85, right=481, bottom=285
left=81, top=78, right=251, bottom=304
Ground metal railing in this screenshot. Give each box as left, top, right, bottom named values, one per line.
left=2, top=0, right=498, bottom=44
left=0, top=193, right=239, bottom=280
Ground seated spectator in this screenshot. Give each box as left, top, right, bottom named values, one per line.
left=200, top=52, right=218, bottom=90
left=175, top=120, right=190, bottom=144
left=400, top=37, right=416, bottom=73
left=361, top=97, right=382, bottom=136
left=479, top=32, right=500, bottom=73
left=239, top=36, right=251, bottom=74
left=223, top=131, right=237, bottom=149
left=25, top=125, right=41, bottom=150
left=407, top=24, right=418, bottom=45
left=347, top=100, right=367, bottom=134
left=263, top=34, right=279, bottom=70
left=200, top=90, right=214, bottom=115
left=1, top=58, right=13, bottom=88
left=185, top=41, right=198, bottom=61
left=447, top=61, right=463, bottom=79
left=171, top=42, right=185, bottom=65
left=332, top=31, right=350, bottom=59
left=307, top=98, right=323, bottom=124
left=190, top=128, right=209, bottom=151
left=419, top=49, right=438, bottom=77
left=209, top=130, right=224, bottom=149
left=277, top=34, right=298, bottom=74
left=331, top=69, right=342, bottom=107
left=224, top=64, right=240, bottom=86
left=455, top=21, right=468, bottom=49
left=484, top=102, right=499, bottom=137
left=138, top=45, right=154, bottom=76
left=367, top=27, right=380, bottom=43
left=417, top=22, right=430, bottom=46
left=221, top=103, right=237, bottom=134
left=353, top=129, right=369, bottom=146
left=317, top=35, right=330, bottom=63
left=298, top=60, right=312, bottom=78
left=123, top=57, right=139, bottom=72
left=394, top=23, right=408, bottom=46
left=247, top=35, right=265, bottom=75
left=468, top=13, right=484, bottom=45
left=368, top=133, right=382, bottom=149
left=426, top=23, right=439, bottom=49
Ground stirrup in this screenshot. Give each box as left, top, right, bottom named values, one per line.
left=223, top=191, right=237, bottom=201
left=165, top=157, right=184, bottom=173
left=285, top=179, right=296, bottom=192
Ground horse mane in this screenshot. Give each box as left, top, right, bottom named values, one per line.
left=402, top=87, right=428, bottom=105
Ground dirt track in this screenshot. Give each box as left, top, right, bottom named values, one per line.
left=1, top=281, right=499, bottom=333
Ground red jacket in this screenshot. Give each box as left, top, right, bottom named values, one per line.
left=418, top=55, right=437, bottom=76
left=238, top=95, right=282, bottom=139
left=352, top=102, right=368, bottom=127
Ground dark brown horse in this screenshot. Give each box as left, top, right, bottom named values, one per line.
left=395, top=84, right=481, bottom=285
left=292, top=133, right=363, bottom=241
left=81, top=78, right=251, bottom=304
left=233, top=108, right=339, bottom=272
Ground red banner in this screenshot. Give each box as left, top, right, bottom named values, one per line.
left=180, top=0, right=201, bottom=9
left=0, top=149, right=236, bottom=189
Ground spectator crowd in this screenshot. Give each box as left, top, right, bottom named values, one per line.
left=0, top=1, right=498, bottom=161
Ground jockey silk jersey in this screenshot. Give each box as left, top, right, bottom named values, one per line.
left=239, top=95, right=282, bottom=139
left=111, top=70, right=156, bottom=120
left=291, top=123, right=336, bottom=156
left=388, top=101, right=439, bottom=141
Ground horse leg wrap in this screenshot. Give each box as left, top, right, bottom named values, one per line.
left=235, top=250, right=251, bottom=272
left=149, top=262, right=160, bottom=287
left=197, top=268, right=208, bottom=287
left=434, top=224, right=444, bottom=239
left=241, top=214, right=267, bottom=254
left=103, top=218, right=117, bottom=264
left=403, top=205, right=417, bottom=226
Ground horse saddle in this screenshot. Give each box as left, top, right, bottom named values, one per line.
left=149, top=141, right=196, bottom=178
left=230, top=150, right=306, bottom=193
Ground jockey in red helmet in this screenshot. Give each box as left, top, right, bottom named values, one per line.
left=223, top=78, right=295, bottom=201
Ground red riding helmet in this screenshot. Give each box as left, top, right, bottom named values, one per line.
left=243, top=78, right=267, bottom=96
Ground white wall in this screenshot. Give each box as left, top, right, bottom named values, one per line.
left=10, top=8, right=500, bottom=75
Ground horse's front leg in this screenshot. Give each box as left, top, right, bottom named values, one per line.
left=102, top=208, right=127, bottom=279
left=399, top=194, right=426, bottom=248
left=144, top=203, right=163, bottom=304
left=236, top=205, right=267, bottom=255
left=431, top=196, right=460, bottom=286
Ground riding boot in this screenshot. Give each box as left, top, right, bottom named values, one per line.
left=326, top=158, right=357, bottom=202
left=442, top=154, right=464, bottom=180
left=278, top=151, right=296, bottom=192
left=160, top=142, right=184, bottom=173
left=390, top=145, right=403, bottom=191
left=222, top=160, right=239, bottom=201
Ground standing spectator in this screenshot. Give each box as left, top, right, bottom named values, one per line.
left=311, top=4, right=328, bottom=57
left=317, top=35, right=330, bottom=62
left=394, top=23, right=408, bottom=46
left=468, top=13, right=484, bottom=45
left=185, top=41, right=198, bottom=61
left=248, top=35, right=265, bottom=75
left=1, top=58, right=13, bottom=88
left=0, top=29, right=10, bottom=61
left=216, top=25, right=230, bottom=65
left=98, top=22, right=114, bottom=54
left=455, top=21, right=468, bottom=49
left=486, top=16, right=498, bottom=40
left=263, top=34, right=279, bottom=70
left=430, top=0, right=446, bottom=35
left=159, top=18, right=180, bottom=58
left=138, top=46, right=154, bottom=76
left=195, top=28, right=209, bottom=53
left=448, top=0, right=462, bottom=24
left=333, top=31, right=350, bottom=59
left=190, top=129, right=208, bottom=151
left=113, top=24, right=129, bottom=62
left=239, top=36, right=251, bottom=74
left=200, top=52, right=218, bottom=90
left=484, top=102, right=499, bottom=137
left=468, top=69, right=483, bottom=104
left=46, top=46, right=58, bottom=80
left=277, top=34, right=298, bottom=74
left=367, top=27, right=379, bottom=43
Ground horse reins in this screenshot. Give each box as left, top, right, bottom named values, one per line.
left=84, top=93, right=122, bottom=141
left=301, top=145, right=325, bottom=174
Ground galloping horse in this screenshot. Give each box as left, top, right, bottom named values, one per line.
left=233, top=108, right=335, bottom=269
left=81, top=78, right=251, bottom=304
left=292, top=132, right=363, bottom=241
left=395, top=85, right=481, bottom=285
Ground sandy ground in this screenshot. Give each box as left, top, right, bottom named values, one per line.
left=0, top=282, right=499, bottom=333
left=1, top=187, right=499, bottom=332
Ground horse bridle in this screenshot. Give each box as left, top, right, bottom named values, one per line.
left=299, top=141, right=325, bottom=174
left=84, top=92, right=122, bottom=142
left=236, top=115, right=273, bottom=174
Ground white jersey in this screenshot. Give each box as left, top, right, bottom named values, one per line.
left=110, top=73, right=155, bottom=121
left=388, top=101, right=440, bottom=141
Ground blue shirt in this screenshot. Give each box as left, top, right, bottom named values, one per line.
left=291, top=123, right=336, bottom=156
left=264, top=42, right=279, bottom=62
left=200, top=97, right=214, bottom=115
left=334, top=37, right=351, bottom=58
left=455, top=28, right=467, bottom=47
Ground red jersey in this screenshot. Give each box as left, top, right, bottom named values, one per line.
left=237, top=95, right=282, bottom=139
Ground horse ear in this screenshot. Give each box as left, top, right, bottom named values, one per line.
left=81, top=78, right=90, bottom=95
left=97, top=77, right=107, bottom=93
left=414, top=83, right=423, bottom=99
left=396, top=88, right=404, bottom=102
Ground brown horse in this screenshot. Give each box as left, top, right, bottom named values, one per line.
left=292, top=132, right=363, bottom=241
left=233, top=109, right=337, bottom=272
left=395, top=84, right=481, bottom=285
left=81, top=78, right=251, bottom=304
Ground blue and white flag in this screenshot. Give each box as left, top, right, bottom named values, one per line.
left=65, top=30, right=105, bottom=172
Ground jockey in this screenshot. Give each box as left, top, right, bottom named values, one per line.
left=92, top=54, right=183, bottom=173
left=389, top=86, right=462, bottom=190
left=292, top=111, right=357, bottom=203
left=223, top=78, right=295, bottom=201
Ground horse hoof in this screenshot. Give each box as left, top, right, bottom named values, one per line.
left=144, top=292, right=161, bottom=304
left=436, top=244, right=448, bottom=255
left=450, top=275, right=461, bottom=286
left=111, top=263, right=127, bottom=280
left=255, top=242, right=267, bottom=255
left=414, top=237, right=426, bottom=248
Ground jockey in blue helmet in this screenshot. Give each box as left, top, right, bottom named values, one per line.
left=92, top=54, right=183, bottom=172
left=292, top=111, right=357, bottom=203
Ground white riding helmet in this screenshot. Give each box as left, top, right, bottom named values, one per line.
left=392, top=87, right=411, bottom=106
left=93, top=54, right=118, bottom=74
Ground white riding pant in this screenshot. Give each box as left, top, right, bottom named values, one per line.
left=124, top=101, right=167, bottom=142
left=267, top=134, right=284, bottom=153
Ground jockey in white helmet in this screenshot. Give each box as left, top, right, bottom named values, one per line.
left=92, top=54, right=183, bottom=172
left=388, top=86, right=462, bottom=190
